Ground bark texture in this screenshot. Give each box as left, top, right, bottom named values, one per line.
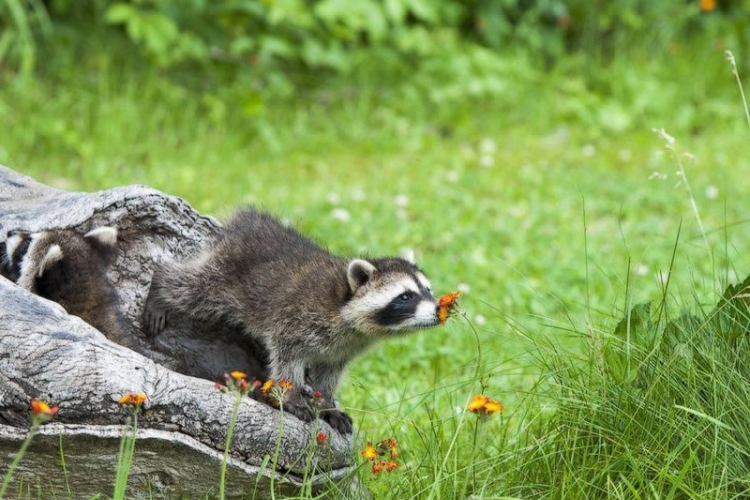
left=0, top=166, right=356, bottom=499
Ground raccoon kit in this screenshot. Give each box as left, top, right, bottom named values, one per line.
left=4, top=227, right=130, bottom=345
left=143, top=209, right=442, bottom=433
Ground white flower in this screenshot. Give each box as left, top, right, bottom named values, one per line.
left=653, top=127, right=675, bottom=149
left=479, top=155, right=494, bottom=168
left=705, top=185, right=719, bottom=199
left=331, top=208, right=351, bottom=222
left=634, top=263, right=648, bottom=276
left=395, top=194, right=409, bottom=208
left=457, top=283, right=471, bottom=294
left=351, top=188, right=366, bottom=202
left=326, top=192, right=341, bottom=204
left=474, top=314, right=486, bottom=326
left=582, top=144, right=596, bottom=157
left=479, top=138, right=496, bottom=155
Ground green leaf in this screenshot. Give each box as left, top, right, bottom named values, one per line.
left=104, top=3, right=135, bottom=24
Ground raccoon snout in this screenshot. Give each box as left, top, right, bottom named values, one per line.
left=7, top=230, right=17, bottom=238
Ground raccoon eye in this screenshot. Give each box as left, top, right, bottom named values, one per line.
left=398, top=292, right=413, bottom=302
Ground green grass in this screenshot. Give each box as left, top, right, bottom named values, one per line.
left=3, top=37, right=750, bottom=498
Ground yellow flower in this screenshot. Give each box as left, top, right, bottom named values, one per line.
left=483, top=399, right=504, bottom=414
left=261, top=379, right=275, bottom=395
left=700, top=0, right=716, bottom=11
left=361, top=444, right=378, bottom=461
left=467, top=395, right=489, bottom=412
left=230, top=371, right=247, bottom=381
left=119, top=393, right=147, bottom=406
left=467, top=394, right=503, bottom=418
left=30, top=400, right=59, bottom=417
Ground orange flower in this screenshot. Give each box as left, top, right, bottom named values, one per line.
left=278, top=380, right=293, bottom=391
left=30, top=400, right=59, bottom=418
left=230, top=371, right=247, bottom=381
left=261, top=379, right=275, bottom=395
left=385, top=460, right=399, bottom=472
left=361, top=443, right=378, bottom=461
left=437, top=291, right=461, bottom=324
left=317, top=431, right=328, bottom=444
left=119, top=393, right=147, bottom=406
left=483, top=399, right=504, bottom=414
left=467, top=394, right=503, bottom=418
left=390, top=447, right=399, bottom=460
left=239, top=380, right=249, bottom=391
left=467, top=395, right=489, bottom=413
left=700, top=0, right=716, bottom=11
left=371, top=461, right=384, bottom=474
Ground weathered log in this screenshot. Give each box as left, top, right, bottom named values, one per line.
left=0, top=166, right=356, bottom=499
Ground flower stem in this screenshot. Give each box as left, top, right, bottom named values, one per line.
left=219, top=391, right=243, bottom=500
left=0, top=419, right=40, bottom=499
left=269, top=402, right=285, bottom=500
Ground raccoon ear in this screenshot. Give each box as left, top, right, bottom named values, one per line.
left=84, top=227, right=118, bottom=247
left=38, top=244, right=63, bottom=277
left=347, top=259, right=376, bottom=292
left=402, top=249, right=416, bottom=264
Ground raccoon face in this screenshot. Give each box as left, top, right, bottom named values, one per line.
left=4, top=227, right=118, bottom=303
left=342, top=257, right=439, bottom=336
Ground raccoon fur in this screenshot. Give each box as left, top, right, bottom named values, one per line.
left=4, top=227, right=132, bottom=347
left=143, top=208, right=441, bottom=434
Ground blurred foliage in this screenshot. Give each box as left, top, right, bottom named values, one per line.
left=2, top=1, right=749, bottom=80
left=1, top=1, right=749, bottom=139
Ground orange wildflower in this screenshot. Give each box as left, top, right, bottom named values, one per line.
left=437, top=291, right=461, bottom=324
left=361, top=443, right=378, bottom=461
left=467, top=394, right=503, bottom=418
left=30, top=400, right=59, bottom=418
left=239, top=380, right=249, bottom=391
left=385, top=460, right=399, bottom=472
left=119, top=393, right=147, bottom=406
left=700, top=0, right=716, bottom=11
left=483, top=399, right=504, bottom=414
left=230, top=371, right=247, bottom=381
left=317, top=431, right=328, bottom=444
left=278, top=380, right=293, bottom=391
left=390, top=447, right=399, bottom=460
left=371, top=461, right=384, bottom=474
left=313, top=390, right=323, bottom=399
left=261, top=379, right=275, bottom=395
left=467, top=395, right=489, bottom=413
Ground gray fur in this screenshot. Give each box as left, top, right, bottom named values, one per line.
left=4, top=227, right=140, bottom=350
left=143, top=208, right=440, bottom=434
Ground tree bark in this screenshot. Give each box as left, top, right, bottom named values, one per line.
left=0, top=166, right=356, bottom=499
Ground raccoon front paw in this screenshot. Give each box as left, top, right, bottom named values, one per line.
left=285, top=400, right=316, bottom=423
left=322, top=408, right=353, bottom=435
left=142, top=299, right=167, bottom=336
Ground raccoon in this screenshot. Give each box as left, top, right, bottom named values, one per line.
left=143, top=209, right=441, bottom=434
left=4, top=227, right=131, bottom=346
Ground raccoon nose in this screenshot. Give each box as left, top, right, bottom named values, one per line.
left=7, top=230, right=16, bottom=237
